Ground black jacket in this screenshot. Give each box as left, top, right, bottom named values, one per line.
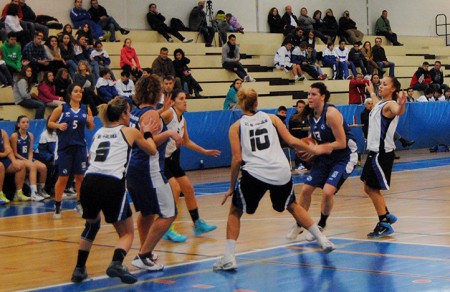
left=268, top=14, right=283, bottom=33
left=21, top=4, right=36, bottom=22
left=147, top=12, right=166, bottom=29
left=372, top=45, right=388, bottom=62
left=88, top=5, right=108, bottom=23
left=339, top=17, right=357, bottom=33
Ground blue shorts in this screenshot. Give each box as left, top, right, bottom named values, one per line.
left=305, top=155, right=357, bottom=191
left=0, top=157, right=12, bottom=170
left=126, top=168, right=177, bottom=218
left=56, top=146, right=88, bottom=176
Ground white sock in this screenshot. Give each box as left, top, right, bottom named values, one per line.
left=38, top=183, right=45, bottom=192
left=225, top=239, right=236, bottom=257
left=30, top=185, right=37, bottom=193
left=308, top=224, right=326, bottom=244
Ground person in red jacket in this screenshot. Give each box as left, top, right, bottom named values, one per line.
left=348, top=73, right=369, bottom=104
left=120, top=38, right=142, bottom=81
left=37, top=71, right=65, bottom=107
left=410, top=61, right=439, bottom=93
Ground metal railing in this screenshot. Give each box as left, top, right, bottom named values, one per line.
left=435, top=14, right=450, bottom=46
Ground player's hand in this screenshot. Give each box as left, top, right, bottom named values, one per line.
left=221, top=188, right=233, bottom=205
left=58, top=123, right=68, bottom=131
left=312, top=143, right=333, bottom=155
left=365, top=80, right=375, bottom=95
left=170, top=131, right=183, bottom=148
left=397, top=90, right=407, bottom=105
left=205, top=149, right=221, bottom=157
left=140, top=116, right=160, bottom=134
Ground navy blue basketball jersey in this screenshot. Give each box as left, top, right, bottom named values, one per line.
left=16, top=132, right=30, bottom=158
left=0, top=130, right=5, bottom=153
left=56, top=103, right=88, bottom=150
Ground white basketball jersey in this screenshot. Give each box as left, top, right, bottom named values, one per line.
left=367, top=100, right=399, bottom=153
left=86, top=125, right=131, bottom=179
left=240, top=111, right=291, bottom=185
left=165, top=107, right=185, bottom=158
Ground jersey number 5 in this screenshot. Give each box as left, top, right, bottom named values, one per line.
left=94, top=141, right=110, bottom=162
left=250, top=129, right=270, bottom=152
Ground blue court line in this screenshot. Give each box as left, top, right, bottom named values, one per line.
left=32, top=239, right=450, bottom=292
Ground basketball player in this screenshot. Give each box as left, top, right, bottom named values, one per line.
left=213, top=88, right=335, bottom=271
left=48, top=84, right=95, bottom=218
left=71, top=97, right=158, bottom=284
left=160, top=89, right=220, bottom=242
left=361, top=77, right=406, bottom=238
left=286, top=82, right=358, bottom=241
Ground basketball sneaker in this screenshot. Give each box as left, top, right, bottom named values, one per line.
left=386, top=213, right=397, bottom=224
left=213, top=255, right=237, bottom=271
left=76, top=202, right=83, bottom=216
left=106, top=261, right=137, bottom=284
left=194, top=218, right=217, bottom=236
left=14, top=190, right=30, bottom=201
left=0, top=192, right=10, bottom=204
left=53, top=211, right=62, bottom=219
left=286, top=223, right=304, bottom=240
left=31, top=192, right=44, bottom=202
left=131, top=254, right=164, bottom=271
left=40, top=189, right=51, bottom=199
left=162, top=226, right=187, bottom=242
left=367, top=221, right=394, bottom=238
left=305, top=226, right=324, bottom=242
left=71, top=266, right=88, bottom=283
left=318, top=238, right=336, bottom=254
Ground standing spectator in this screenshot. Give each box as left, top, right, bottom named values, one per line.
left=173, top=48, right=202, bottom=97
left=349, top=41, right=370, bottom=78
left=223, top=78, right=242, bottom=110
left=70, top=0, right=105, bottom=40
left=372, top=37, right=395, bottom=77
left=18, top=0, right=49, bottom=39
left=322, top=42, right=339, bottom=80
left=281, top=5, right=298, bottom=36
left=406, top=87, right=415, bottom=102
left=55, top=67, right=72, bottom=99
left=267, top=7, right=283, bottom=34
left=4, top=3, right=30, bottom=46
left=43, top=35, right=66, bottom=75
left=2, top=32, right=22, bottom=77
left=151, top=47, right=181, bottom=89
left=222, top=34, right=255, bottom=82
left=88, top=0, right=129, bottom=42
left=90, top=40, right=114, bottom=80
left=274, top=41, right=304, bottom=81
left=188, top=1, right=214, bottom=47
left=321, top=9, right=339, bottom=42
left=348, top=73, right=369, bottom=104
left=375, top=10, right=402, bottom=46
left=13, top=65, right=45, bottom=119
left=429, top=61, right=448, bottom=90
left=334, top=40, right=356, bottom=79
left=338, top=10, right=364, bottom=44
left=147, top=3, right=192, bottom=43
left=37, top=71, right=65, bottom=107
left=120, top=38, right=142, bottom=81
left=22, top=31, right=50, bottom=84
left=59, top=33, right=77, bottom=78
left=225, top=13, right=244, bottom=33
left=114, top=71, right=134, bottom=105
left=298, top=7, right=327, bottom=43
left=410, top=62, right=436, bottom=92
left=361, top=41, right=383, bottom=75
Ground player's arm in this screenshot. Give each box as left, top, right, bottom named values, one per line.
left=0, top=130, right=12, bottom=158
left=183, top=120, right=221, bottom=157
left=9, top=133, right=26, bottom=160
left=141, top=110, right=182, bottom=147
left=385, top=90, right=407, bottom=118
left=222, top=121, right=241, bottom=205
left=48, top=105, right=67, bottom=131
left=123, top=127, right=157, bottom=156
left=28, top=133, right=34, bottom=160
left=366, top=81, right=380, bottom=105
left=86, top=107, right=95, bottom=130
left=326, top=108, right=347, bottom=150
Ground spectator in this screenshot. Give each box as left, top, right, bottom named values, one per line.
left=59, top=33, right=77, bottom=78
left=4, top=3, right=30, bottom=46
left=188, top=0, right=214, bottom=47
left=18, top=0, right=49, bottom=39
left=406, top=87, right=415, bottom=102
left=120, top=38, right=142, bottom=81
left=43, top=35, right=66, bottom=75
left=372, top=37, right=395, bottom=77
left=282, top=26, right=305, bottom=47
left=151, top=47, right=181, bottom=89
left=57, top=24, right=76, bottom=44
left=70, top=0, right=105, bottom=40
left=22, top=31, right=50, bottom=84
left=281, top=5, right=298, bottom=36
left=13, top=65, right=45, bottom=119
left=114, top=71, right=134, bottom=105
left=141, top=67, right=152, bottom=77
left=54, top=67, right=72, bottom=99
left=321, top=9, right=339, bottom=42
left=349, top=41, right=370, bottom=78
left=1, top=0, right=34, bottom=41
left=74, top=33, right=99, bottom=82
left=95, top=67, right=119, bottom=104
left=334, top=40, right=356, bottom=79
left=410, top=62, right=438, bottom=92
left=444, top=87, right=450, bottom=101
left=88, top=0, right=129, bottom=42
left=214, top=10, right=228, bottom=46
left=349, top=73, right=369, bottom=104
left=275, top=41, right=304, bottom=81
left=0, top=44, right=14, bottom=88
left=429, top=61, right=448, bottom=90
left=222, top=34, right=255, bottom=82
left=292, top=42, right=326, bottom=80
left=225, top=13, right=244, bottom=33
left=90, top=40, right=114, bottom=80
left=147, top=3, right=192, bottom=43
left=322, top=42, right=339, bottom=80
left=361, top=40, right=383, bottom=75
left=37, top=71, right=65, bottom=107
left=306, top=44, right=324, bottom=77
left=34, top=119, right=58, bottom=196
left=298, top=7, right=327, bottom=43
left=360, top=97, right=372, bottom=139
left=288, top=99, right=310, bottom=172
left=433, top=88, right=445, bottom=101
left=338, top=10, right=364, bottom=44
left=75, top=22, right=95, bottom=48
left=2, top=32, right=22, bottom=77
left=306, top=30, right=316, bottom=48
left=375, top=10, right=402, bottom=46
left=223, top=78, right=242, bottom=110
left=416, top=87, right=433, bottom=102
left=173, top=48, right=203, bottom=97
left=267, top=7, right=283, bottom=34
left=74, top=60, right=100, bottom=114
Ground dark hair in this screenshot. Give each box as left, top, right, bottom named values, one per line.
left=310, top=82, right=331, bottom=102
left=339, top=40, right=346, bottom=45
left=435, top=60, right=442, bottom=65
left=422, top=61, right=429, bottom=66
left=56, top=67, right=71, bottom=82
left=228, top=34, right=236, bottom=40
left=173, top=48, right=185, bottom=58
left=134, top=74, right=162, bottom=105
left=169, top=88, right=185, bottom=101
left=445, top=87, right=450, bottom=93
left=94, top=40, right=103, bottom=48
left=123, top=38, right=131, bottom=47
left=385, top=76, right=401, bottom=100
left=160, top=47, right=168, bottom=53
left=99, top=67, right=111, bottom=77
left=313, top=10, right=321, bottom=19
left=163, top=75, right=175, bottom=82
left=149, top=3, right=156, bottom=9
left=424, top=87, right=434, bottom=95
left=231, top=78, right=242, bottom=89
left=98, top=96, right=129, bottom=125
left=142, top=67, right=152, bottom=74
left=277, top=105, right=287, bottom=112
left=120, top=71, right=130, bottom=78
left=42, top=71, right=54, bottom=86
left=268, top=7, right=278, bottom=17
left=66, top=83, right=83, bottom=103
left=18, top=65, right=33, bottom=92
left=326, top=41, right=334, bottom=48
left=225, top=13, right=232, bottom=18
left=7, top=31, right=16, bottom=39
left=295, top=100, right=306, bottom=106
left=63, top=24, right=73, bottom=35
left=44, top=35, right=58, bottom=49
left=6, top=3, right=19, bottom=16
left=299, top=41, right=307, bottom=49
left=15, top=115, right=28, bottom=132
left=435, top=88, right=443, bottom=95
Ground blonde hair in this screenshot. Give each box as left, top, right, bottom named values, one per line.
left=237, top=88, right=258, bottom=112
left=98, top=96, right=128, bottom=125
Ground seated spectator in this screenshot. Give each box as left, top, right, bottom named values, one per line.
left=281, top=5, right=298, bottom=36
left=55, top=67, right=72, bottom=99
left=282, top=26, right=305, bottom=47
left=75, top=22, right=95, bottom=47
left=57, top=24, right=76, bottom=44
left=18, top=0, right=49, bottom=39
left=225, top=13, right=244, bottom=33
left=37, top=71, right=65, bottom=107
left=74, top=60, right=100, bottom=114
left=366, top=73, right=380, bottom=99
left=173, top=48, right=203, bottom=97
left=267, top=7, right=283, bottom=34
left=152, top=47, right=181, bottom=88
left=274, top=41, right=304, bottom=81
left=410, top=62, right=438, bottom=92
left=10, top=115, right=48, bottom=200
left=349, top=41, right=369, bottom=78
left=90, top=40, right=114, bottom=80
left=433, top=88, right=445, bottom=101
left=120, top=38, right=142, bottom=81
left=74, top=34, right=99, bottom=82
left=141, top=67, right=152, bottom=77
left=13, top=65, right=45, bottom=119
left=95, top=67, right=119, bottom=104
left=361, top=40, right=382, bottom=75
left=188, top=1, right=214, bottom=47
left=445, top=88, right=450, bottom=101
left=223, top=78, right=242, bottom=110
left=22, top=31, right=50, bottom=84
left=43, top=35, right=66, bottom=75
left=360, top=98, right=372, bottom=139
left=306, top=44, right=324, bottom=77
left=70, top=0, right=105, bottom=40
left=406, top=87, right=415, bottom=102
left=322, top=42, right=339, bottom=80
left=4, top=3, right=30, bottom=46
left=0, top=128, right=27, bottom=204
left=2, top=0, right=34, bottom=42
left=338, top=10, right=364, bottom=44
left=334, top=40, right=356, bottom=79
left=298, top=7, right=327, bottom=43
left=276, top=105, right=288, bottom=147
left=147, top=3, right=192, bottom=43
left=0, top=44, right=14, bottom=88
left=429, top=61, right=448, bottom=90
left=375, top=10, right=402, bottom=46
left=59, top=33, right=77, bottom=78
left=222, top=34, right=256, bottom=82
left=114, top=71, right=134, bottom=105
left=1, top=31, right=22, bottom=77
left=306, top=30, right=316, bottom=48
left=34, top=120, right=58, bottom=196
left=321, top=9, right=339, bottom=42
left=292, top=42, right=326, bottom=80
left=372, top=37, right=395, bottom=77
left=214, top=10, right=228, bottom=46
left=417, top=87, right=434, bottom=102
left=349, top=73, right=369, bottom=104
left=157, top=75, right=175, bottom=110
left=88, top=0, right=129, bottom=42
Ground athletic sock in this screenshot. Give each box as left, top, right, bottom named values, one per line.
left=378, top=214, right=388, bottom=222
left=76, top=249, right=90, bottom=268
left=225, top=239, right=236, bottom=257
left=38, top=183, right=45, bottom=193
left=138, top=251, right=153, bottom=260
left=55, top=201, right=61, bottom=213
left=318, top=213, right=329, bottom=228
left=385, top=207, right=390, bottom=214
left=189, top=208, right=200, bottom=223
left=30, top=185, right=37, bottom=193
left=308, top=224, right=326, bottom=243
left=112, top=248, right=127, bottom=264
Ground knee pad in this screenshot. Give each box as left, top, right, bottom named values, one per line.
left=81, top=220, right=101, bottom=242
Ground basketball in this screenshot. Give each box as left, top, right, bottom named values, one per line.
left=296, top=137, right=318, bottom=162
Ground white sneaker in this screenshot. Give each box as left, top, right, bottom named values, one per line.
left=212, top=255, right=237, bottom=271
left=305, top=226, right=324, bottom=242
left=168, top=38, right=174, bottom=43
left=244, top=75, right=250, bottom=82
left=131, top=254, right=164, bottom=271
left=248, top=76, right=256, bottom=82
left=53, top=211, right=62, bottom=219
left=31, top=192, right=44, bottom=202
left=298, top=75, right=306, bottom=81
left=75, top=202, right=83, bottom=216
left=40, top=190, right=51, bottom=199
left=286, top=223, right=304, bottom=240
left=182, top=38, right=193, bottom=43
left=319, top=239, right=336, bottom=254
left=294, top=76, right=300, bottom=82
left=62, top=188, right=77, bottom=200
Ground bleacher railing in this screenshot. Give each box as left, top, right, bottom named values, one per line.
left=435, top=14, right=450, bottom=46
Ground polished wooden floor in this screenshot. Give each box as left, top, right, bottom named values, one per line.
left=1, top=149, right=450, bottom=291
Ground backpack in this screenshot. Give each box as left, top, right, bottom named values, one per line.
left=170, top=18, right=190, bottom=32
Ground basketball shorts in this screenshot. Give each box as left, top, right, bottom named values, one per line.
left=360, top=151, right=395, bottom=190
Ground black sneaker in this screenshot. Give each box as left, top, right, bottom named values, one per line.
left=367, top=221, right=394, bottom=238
left=71, top=266, right=88, bottom=283
left=106, top=261, right=137, bottom=284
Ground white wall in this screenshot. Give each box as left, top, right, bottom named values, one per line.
left=20, top=0, right=450, bottom=37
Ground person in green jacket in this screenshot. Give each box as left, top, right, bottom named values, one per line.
left=375, top=10, right=403, bottom=46
left=1, top=32, right=22, bottom=77
left=223, top=78, right=242, bottom=110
